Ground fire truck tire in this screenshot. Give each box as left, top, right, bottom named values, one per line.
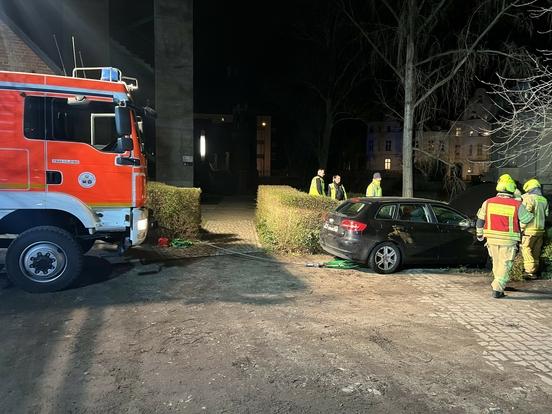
left=6, top=226, right=83, bottom=293
left=78, top=239, right=96, bottom=254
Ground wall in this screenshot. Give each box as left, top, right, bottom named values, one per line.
left=154, top=0, right=194, bottom=187
left=0, top=16, right=54, bottom=73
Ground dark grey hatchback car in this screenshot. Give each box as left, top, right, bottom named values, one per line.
left=319, top=197, right=487, bottom=273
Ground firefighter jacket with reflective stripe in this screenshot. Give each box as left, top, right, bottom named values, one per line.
left=328, top=183, right=347, bottom=201
left=521, top=192, right=549, bottom=235
left=366, top=180, right=382, bottom=197
left=309, top=176, right=325, bottom=196
left=476, top=194, right=533, bottom=245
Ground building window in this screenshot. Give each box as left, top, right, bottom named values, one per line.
left=414, top=140, right=419, bottom=148
left=384, top=158, right=391, bottom=170
left=368, top=140, right=374, bottom=152
left=428, top=140, right=434, bottom=151
left=477, top=144, right=483, bottom=156
left=455, top=145, right=460, bottom=156
left=439, top=141, right=445, bottom=152
left=455, top=127, right=462, bottom=136
left=468, top=145, right=473, bottom=156
left=385, top=140, right=392, bottom=151
left=469, top=130, right=475, bottom=136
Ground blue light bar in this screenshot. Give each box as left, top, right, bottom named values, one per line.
left=101, top=67, right=120, bottom=82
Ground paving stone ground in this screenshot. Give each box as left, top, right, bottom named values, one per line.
left=408, top=273, right=552, bottom=386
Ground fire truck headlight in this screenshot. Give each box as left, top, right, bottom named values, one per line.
left=137, top=218, right=148, bottom=231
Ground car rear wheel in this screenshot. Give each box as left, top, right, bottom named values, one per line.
left=370, top=242, right=401, bottom=274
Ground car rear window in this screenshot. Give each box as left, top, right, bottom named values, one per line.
left=375, top=204, right=397, bottom=220
left=337, top=202, right=368, bottom=217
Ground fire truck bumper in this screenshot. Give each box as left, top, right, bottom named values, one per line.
left=130, top=208, right=148, bottom=246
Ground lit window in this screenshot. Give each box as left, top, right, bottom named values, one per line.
left=455, top=127, right=462, bottom=136
left=385, top=140, right=392, bottom=151
left=384, top=158, right=391, bottom=170
left=261, top=121, right=267, bottom=127
left=469, top=130, right=474, bottom=136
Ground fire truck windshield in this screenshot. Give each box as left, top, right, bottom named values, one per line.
left=24, top=96, right=132, bottom=153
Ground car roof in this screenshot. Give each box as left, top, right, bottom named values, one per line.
left=350, top=197, right=449, bottom=205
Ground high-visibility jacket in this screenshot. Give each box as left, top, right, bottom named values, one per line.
left=366, top=180, right=382, bottom=197
left=309, top=176, right=325, bottom=196
left=521, top=192, right=549, bottom=235
left=328, top=183, right=347, bottom=201
left=476, top=194, right=533, bottom=244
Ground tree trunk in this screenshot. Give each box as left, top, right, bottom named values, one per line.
left=402, top=0, right=416, bottom=197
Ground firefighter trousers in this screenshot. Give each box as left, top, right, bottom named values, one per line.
left=487, top=243, right=517, bottom=293
left=521, top=234, right=544, bottom=275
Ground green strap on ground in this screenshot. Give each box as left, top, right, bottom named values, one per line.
left=323, top=258, right=359, bottom=269
left=170, top=238, right=194, bottom=248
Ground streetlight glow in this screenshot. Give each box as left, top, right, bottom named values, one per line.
left=200, top=131, right=206, bottom=159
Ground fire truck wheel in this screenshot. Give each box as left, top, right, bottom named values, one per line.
left=78, top=239, right=96, bottom=254
left=6, top=226, right=83, bottom=293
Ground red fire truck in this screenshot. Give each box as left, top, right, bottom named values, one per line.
left=0, top=67, right=149, bottom=292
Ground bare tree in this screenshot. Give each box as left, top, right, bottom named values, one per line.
left=344, top=0, right=534, bottom=196
left=294, top=1, right=367, bottom=169
left=488, top=3, right=552, bottom=178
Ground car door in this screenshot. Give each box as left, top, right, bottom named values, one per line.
left=430, top=204, right=483, bottom=264
left=389, top=203, right=441, bottom=262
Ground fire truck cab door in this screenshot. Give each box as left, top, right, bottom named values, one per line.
left=40, top=96, right=133, bottom=209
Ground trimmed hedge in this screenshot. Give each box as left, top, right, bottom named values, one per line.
left=146, top=182, right=202, bottom=239
left=256, top=185, right=339, bottom=253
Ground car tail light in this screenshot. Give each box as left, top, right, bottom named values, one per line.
left=340, top=219, right=367, bottom=232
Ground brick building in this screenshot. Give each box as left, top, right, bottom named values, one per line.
left=0, top=12, right=56, bottom=74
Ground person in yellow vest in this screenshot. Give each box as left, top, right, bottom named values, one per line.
left=476, top=177, right=534, bottom=298
left=328, top=175, right=347, bottom=201
left=309, top=168, right=325, bottom=196
left=520, top=178, right=549, bottom=280
left=498, top=173, right=522, bottom=200
left=366, top=172, right=382, bottom=197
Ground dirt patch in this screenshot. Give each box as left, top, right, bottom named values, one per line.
left=1, top=252, right=552, bottom=413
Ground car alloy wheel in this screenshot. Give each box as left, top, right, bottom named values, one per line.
left=374, top=245, right=398, bottom=271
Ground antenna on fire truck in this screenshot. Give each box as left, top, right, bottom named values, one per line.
left=71, top=36, right=78, bottom=73
left=53, top=34, right=67, bottom=76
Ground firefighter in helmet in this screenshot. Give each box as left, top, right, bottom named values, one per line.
left=498, top=173, right=522, bottom=200
left=476, top=176, right=534, bottom=298
left=520, top=178, right=549, bottom=280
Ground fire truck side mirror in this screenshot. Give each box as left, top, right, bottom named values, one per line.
left=115, top=106, right=132, bottom=137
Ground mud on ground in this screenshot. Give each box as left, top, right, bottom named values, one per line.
left=1, top=251, right=552, bottom=413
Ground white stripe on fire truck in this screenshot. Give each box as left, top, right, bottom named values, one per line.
left=0, top=81, right=128, bottom=102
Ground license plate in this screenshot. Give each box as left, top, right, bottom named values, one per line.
left=323, top=223, right=339, bottom=232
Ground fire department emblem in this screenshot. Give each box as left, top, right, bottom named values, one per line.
left=78, top=172, right=96, bottom=188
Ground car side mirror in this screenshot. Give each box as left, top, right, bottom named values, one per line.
left=118, top=136, right=134, bottom=152
left=459, top=219, right=473, bottom=228
left=115, top=106, right=132, bottom=137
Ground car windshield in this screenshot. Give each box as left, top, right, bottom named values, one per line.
left=337, top=201, right=369, bottom=217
